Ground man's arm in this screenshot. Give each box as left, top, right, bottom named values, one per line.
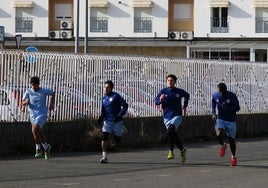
left=211, top=96, right=217, bottom=121
left=155, top=90, right=164, bottom=106
left=48, top=92, right=55, bottom=111
left=182, top=90, right=190, bottom=109
left=182, top=90, right=190, bottom=116
left=118, top=96, right=128, bottom=118
left=21, top=91, right=29, bottom=112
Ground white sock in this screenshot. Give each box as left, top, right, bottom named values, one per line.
left=103, top=152, right=107, bottom=159
left=36, top=144, right=41, bottom=151
left=42, top=143, right=48, bottom=150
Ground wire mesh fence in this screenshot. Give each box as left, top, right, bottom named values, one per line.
left=0, top=50, right=267, bottom=122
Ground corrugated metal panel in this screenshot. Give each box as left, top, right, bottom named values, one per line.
left=13, top=0, right=34, bottom=8
left=88, top=0, right=109, bottom=8
left=132, top=0, right=153, bottom=8
left=209, top=0, right=231, bottom=7
left=253, top=0, right=268, bottom=7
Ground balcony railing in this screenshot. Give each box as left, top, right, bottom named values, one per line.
left=134, top=17, right=152, bottom=33
left=90, top=17, right=108, bottom=33
left=211, top=17, right=229, bottom=33
left=15, top=17, right=33, bottom=33
left=256, top=17, right=268, bottom=33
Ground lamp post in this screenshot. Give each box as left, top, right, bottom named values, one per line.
left=75, top=0, right=80, bottom=53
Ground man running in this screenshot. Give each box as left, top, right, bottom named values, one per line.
left=212, top=82, right=240, bottom=166
left=21, top=76, right=55, bottom=160
left=98, top=80, right=128, bottom=163
left=155, top=74, right=190, bottom=163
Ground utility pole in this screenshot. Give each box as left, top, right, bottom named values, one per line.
left=75, top=0, right=80, bottom=53
left=84, top=0, right=88, bottom=54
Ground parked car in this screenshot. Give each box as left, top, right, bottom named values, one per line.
left=0, top=86, right=27, bottom=122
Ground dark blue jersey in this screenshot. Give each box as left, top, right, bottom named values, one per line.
left=155, top=87, right=190, bottom=120
left=212, top=91, right=240, bottom=122
left=101, top=92, right=128, bottom=122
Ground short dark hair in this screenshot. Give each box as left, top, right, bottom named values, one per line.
left=30, top=76, right=40, bottom=85
left=217, top=82, right=227, bottom=93
left=105, top=80, right=114, bottom=89
left=166, top=74, right=177, bottom=82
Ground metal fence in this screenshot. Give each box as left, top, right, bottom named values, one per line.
left=0, top=50, right=267, bottom=122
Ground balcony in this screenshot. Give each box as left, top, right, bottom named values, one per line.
left=15, top=17, right=33, bottom=33
left=134, top=17, right=152, bottom=33
left=90, top=17, right=108, bottom=33
left=256, top=17, right=268, bottom=33
left=210, top=17, right=229, bottom=33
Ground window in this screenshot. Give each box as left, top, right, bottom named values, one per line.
left=55, top=3, right=72, bottom=20
left=134, top=8, right=152, bottom=33
left=255, top=8, right=268, bottom=33
left=90, top=8, right=108, bottom=33
left=15, top=8, right=33, bottom=33
left=174, top=3, right=192, bottom=20
left=211, top=7, right=229, bottom=33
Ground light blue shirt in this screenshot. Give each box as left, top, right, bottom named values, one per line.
left=22, top=87, right=54, bottom=117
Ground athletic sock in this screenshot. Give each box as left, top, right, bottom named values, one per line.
left=42, top=143, right=49, bottom=150
left=102, top=152, right=107, bottom=159
left=36, top=144, right=41, bottom=151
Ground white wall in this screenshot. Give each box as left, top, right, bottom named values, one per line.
left=0, top=0, right=49, bottom=38
left=2, top=0, right=266, bottom=39
left=194, top=0, right=268, bottom=38
left=77, top=0, right=168, bottom=38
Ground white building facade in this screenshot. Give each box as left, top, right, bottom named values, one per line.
left=194, top=0, right=268, bottom=38
left=0, top=0, right=168, bottom=38
left=192, top=0, right=268, bottom=62
left=0, top=0, right=268, bottom=62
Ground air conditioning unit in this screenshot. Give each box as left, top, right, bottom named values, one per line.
left=60, top=30, right=73, bottom=39
left=180, top=31, right=193, bottom=40
left=49, top=30, right=60, bottom=39
left=60, top=20, right=73, bottom=29
left=168, top=31, right=180, bottom=40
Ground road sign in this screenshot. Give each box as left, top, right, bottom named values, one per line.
left=25, top=46, right=39, bottom=63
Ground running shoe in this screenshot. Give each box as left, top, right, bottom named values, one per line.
left=219, top=144, right=227, bottom=157
left=167, top=150, right=174, bottom=160
left=44, top=144, right=51, bottom=160
left=100, top=157, right=108, bottom=164
left=34, top=149, right=43, bottom=158
left=231, top=156, right=237, bottom=166
left=180, top=148, right=187, bottom=163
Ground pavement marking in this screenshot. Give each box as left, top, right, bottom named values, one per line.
left=199, top=170, right=213, bottom=173
left=157, top=174, right=173, bottom=177
left=113, top=178, right=131, bottom=181
left=52, top=183, right=81, bottom=186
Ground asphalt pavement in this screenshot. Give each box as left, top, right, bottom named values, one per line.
left=0, top=137, right=268, bottom=188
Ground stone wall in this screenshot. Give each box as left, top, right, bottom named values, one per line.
left=0, top=114, right=267, bottom=155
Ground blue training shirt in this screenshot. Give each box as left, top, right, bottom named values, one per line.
left=22, top=87, right=54, bottom=117
left=155, top=87, right=190, bottom=120
left=100, top=91, right=128, bottom=122
left=212, top=91, right=240, bottom=122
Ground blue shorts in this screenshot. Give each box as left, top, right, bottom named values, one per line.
left=164, top=116, right=183, bottom=130
left=215, top=119, right=236, bottom=138
left=102, top=120, right=123, bottom=137
left=30, top=114, right=47, bottom=129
